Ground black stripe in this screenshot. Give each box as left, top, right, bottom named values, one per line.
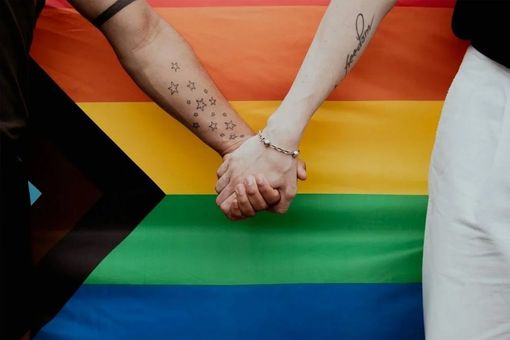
left=27, top=59, right=164, bottom=334
left=92, top=0, right=138, bottom=28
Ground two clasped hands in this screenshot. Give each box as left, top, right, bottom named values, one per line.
left=215, top=118, right=308, bottom=220
left=210, top=0, right=396, bottom=220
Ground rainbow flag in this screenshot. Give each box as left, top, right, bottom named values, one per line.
left=28, top=0, right=467, bottom=338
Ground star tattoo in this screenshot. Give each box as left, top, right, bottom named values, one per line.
left=211, top=112, right=216, bottom=117
left=193, top=112, right=199, bottom=117
left=168, top=82, right=179, bottom=95
left=187, top=81, right=196, bottom=91
left=209, top=122, right=218, bottom=131
left=171, top=62, right=180, bottom=72
left=209, top=97, right=217, bottom=106
left=229, top=133, right=238, bottom=140
left=204, top=89, right=209, bottom=94
left=224, top=120, right=237, bottom=130
left=196, top=98, right=207, bottom=111
left=220, top=133, right=225, bottom=137
left=192, top=122, right=200, bottom=129
left=222, top=112, right=228, bottom=117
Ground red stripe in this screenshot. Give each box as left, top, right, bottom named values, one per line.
left=45, top=0, right=454, bottom=8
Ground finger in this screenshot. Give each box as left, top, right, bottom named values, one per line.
left=235, top=183, right=256, bottom=217
left=216, top=182, right=236, bottom=206
left=215, top=172, right=230, bottom=194
left=244, top=176, right=269, bottom=211
left=216, top=158, right=230, bottom=179
left=219, top=194, right=237, bottom=218
left=269, top=188, right=296, bottom=214
left=270, top=197, right=291, bottom=214
left=229, top=199, right=245, bottom=220
left=297, top=159, right=307, bottom=181
left=255, top=175, right=281, bottom=206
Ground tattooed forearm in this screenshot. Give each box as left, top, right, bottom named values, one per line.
left=163, top=59, right=249, bottom=142
left=344, top=13, right=374, bottom=74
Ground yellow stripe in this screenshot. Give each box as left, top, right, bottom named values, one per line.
left=79, top=101, right=441, bottom=195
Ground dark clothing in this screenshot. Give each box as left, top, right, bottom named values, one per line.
left=1, top=1, right=44, bottom=338
left=0, top=0, right=44, bottom=140
left=1, top=135, right=31, bottom=339
left=0, top=0, right=32, bottom=140
left=452, top=0, right=510, bottom=68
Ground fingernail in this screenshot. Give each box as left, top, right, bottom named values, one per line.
left=256, top=176, right=264, bottom=186
left=246, top=176, right=255, bottom=187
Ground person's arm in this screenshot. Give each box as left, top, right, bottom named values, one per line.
left=264, top=0, right=396, bottom=147
left=216, top=0, right=396, bottom=219
left=69, top=0, right=252, bottom=156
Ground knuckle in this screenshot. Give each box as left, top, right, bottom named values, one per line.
left=285, top=192, right=295, bottom=201
left=220, top=201, right=230, bottom=213
left=277, top=208, right=288, bottom=214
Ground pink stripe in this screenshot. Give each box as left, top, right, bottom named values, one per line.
left=45, top=0, right=454, bottom=8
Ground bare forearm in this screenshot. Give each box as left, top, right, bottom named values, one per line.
left=266, top=0, right=396, bottom=146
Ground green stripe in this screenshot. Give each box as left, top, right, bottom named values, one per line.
left=86, top=194, right=426, bottom=285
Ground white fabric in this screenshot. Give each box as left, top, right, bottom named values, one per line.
left=423, top=46, right=510, bottom=340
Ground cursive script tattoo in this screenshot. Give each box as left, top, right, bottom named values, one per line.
left=344, top=13, right=374, bottom=74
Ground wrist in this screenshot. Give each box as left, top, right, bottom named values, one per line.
left=218, top=129, right=253, bottom=157
left=265, top=116, right=305, bottom=150
left=257, top=130, right=300, bottom=159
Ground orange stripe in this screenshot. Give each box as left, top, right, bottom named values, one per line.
left=32, top=7, right=467, bottom=101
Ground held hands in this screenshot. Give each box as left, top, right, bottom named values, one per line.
left=215, top=133, right=306, bottom=220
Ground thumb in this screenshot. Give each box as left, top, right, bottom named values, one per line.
left=297, top=159, right=307, bottom=181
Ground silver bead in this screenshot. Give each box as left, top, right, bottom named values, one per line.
left=291, top=150, right=300, bottom=158
left=263, top=139, right=271, bottom=147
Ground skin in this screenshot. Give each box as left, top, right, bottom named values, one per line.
left=68, top=0, right=306, bottom=205
left=216, top=0, right=397, bottom=219
left=69, top=0, right=253, bottom=156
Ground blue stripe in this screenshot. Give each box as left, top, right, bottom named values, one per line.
left=37, top=284, right=424, bottom=339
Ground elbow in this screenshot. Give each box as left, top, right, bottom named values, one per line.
left=103, top=5, right=163, bottom=59
left=129, top=8, right=162, bottom=52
